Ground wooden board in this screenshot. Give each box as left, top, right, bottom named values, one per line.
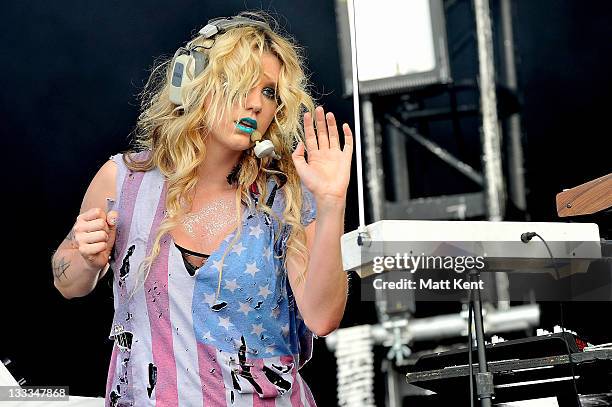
left=557, top=173, right=612, bottom=217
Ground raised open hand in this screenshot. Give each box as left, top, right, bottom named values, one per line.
left=291, top=106, right=353, bottom=204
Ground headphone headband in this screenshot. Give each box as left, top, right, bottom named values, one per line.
left=199, top=16, right=272, bottom=39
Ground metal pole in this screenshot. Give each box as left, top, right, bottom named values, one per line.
left=474, top=0, right=510, bottom=309
left=474, top=0, right=506, bottom=221
left=470, top=272, right=494, bottom=407
left=361, top=96, right=387, bottom=320
left=500, top=0, right=527, bottom=213
left=387, top=123, right=410, bottom=201
left=362, top=97, right=385, bottom=222
left=383, top=360, right=403, bottom=407
left=346, top=0, right=367, bottom=230
left=386, top=115, right=484, bottom=186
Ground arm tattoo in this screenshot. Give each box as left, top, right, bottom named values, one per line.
left=52, top=256, right=71, bottom=280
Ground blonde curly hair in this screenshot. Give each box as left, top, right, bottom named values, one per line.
left=123, top=13, right=316, bottom=297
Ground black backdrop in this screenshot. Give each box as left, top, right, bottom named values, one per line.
left=1, top=0, right=611, bottom=405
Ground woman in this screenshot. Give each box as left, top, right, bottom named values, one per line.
left=52, top=13, right=352, bottom=406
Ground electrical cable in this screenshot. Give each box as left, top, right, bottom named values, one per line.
left=521, top=232, right=581, bottom=404
left=467, top=288, right=475, bottom=407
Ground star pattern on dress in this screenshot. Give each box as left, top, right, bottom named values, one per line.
left=263, top=246, right=272, bottom=261
left=251, top=323, right=267, bottom=336
left=245, top=262, right=260, bottom=277
left=249, top=224, right=263, bottom=239
left=231, top=242, right=246, bottom=256
left=238, top=302, right=252, bottom=316
left=224, top=279, right=240, bottom=293
left=113, top=177, right=316, bottom=377
left=203, top=293, right=216, bottom=306
left=211, top=259, right=225, bottom=272
left=218, top=316, right=233, bottom=331
left=258, top=285, right=272, bottom=299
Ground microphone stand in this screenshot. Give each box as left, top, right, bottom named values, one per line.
left=469, top=269, right=494, bottom=407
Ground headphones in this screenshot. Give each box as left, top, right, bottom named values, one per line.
left=169, top=16, right=271, bottom=107
left=169, top=15, right=280, bottom=160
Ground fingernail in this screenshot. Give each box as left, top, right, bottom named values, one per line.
left=109, top=216, right=117, bottom=226
left=106, top=198, right=116, bottom=212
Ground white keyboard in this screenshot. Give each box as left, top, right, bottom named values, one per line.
left=341, top=220, right=602, bottom=277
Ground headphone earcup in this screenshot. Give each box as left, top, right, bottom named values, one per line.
left=169, top=53, right=193, bottom=106
left=191, top=50, right=208, bottom=78
left=169, top=49, right=208, bottom=107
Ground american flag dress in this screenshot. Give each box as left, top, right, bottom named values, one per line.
left=104, top=152, right=317, bottom=406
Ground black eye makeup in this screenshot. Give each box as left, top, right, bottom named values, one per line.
left=262, top=86, right=277, bottom=101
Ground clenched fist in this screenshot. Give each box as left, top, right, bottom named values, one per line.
left=73, top=208, right=118, bottom=271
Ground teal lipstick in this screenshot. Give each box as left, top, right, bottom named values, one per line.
left=235, top=117, right=258, bottom=134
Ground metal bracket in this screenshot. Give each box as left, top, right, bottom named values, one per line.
left=475, top=371, right=495, bottom=399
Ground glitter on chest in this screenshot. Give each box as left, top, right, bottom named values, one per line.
left=181, top=199, right=237, bottom=239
